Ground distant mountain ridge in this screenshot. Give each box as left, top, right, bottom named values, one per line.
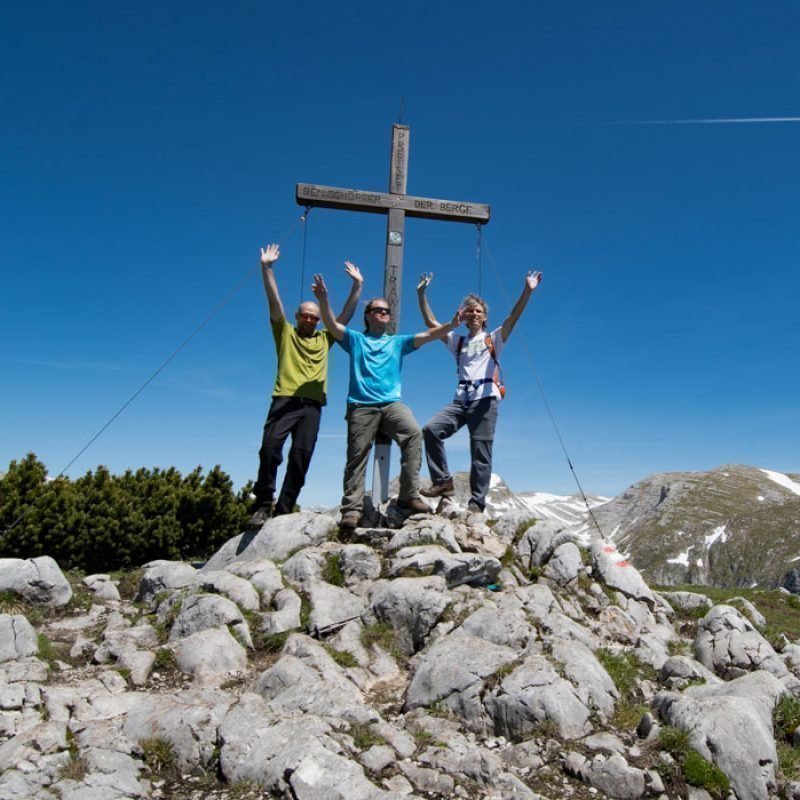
left=591, top=464, right=800, bottom=589
left=497, top=463, right=800, bottom=590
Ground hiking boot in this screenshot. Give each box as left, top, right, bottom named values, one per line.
left=339, top=511, right=360, bottom=532
left=420, top=478, right=455, bottom=498
left=247, top=502, right=273, bottom=529
left=466, top=500, right=484, bottom=515
left=396, top=497, right=430, bottom=516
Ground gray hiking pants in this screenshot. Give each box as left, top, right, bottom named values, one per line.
left=342, top=401, right=423, bottom=515
left=423, top=397, right=498, bottom=511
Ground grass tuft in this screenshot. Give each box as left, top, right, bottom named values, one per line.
left=139, top=737, right=178, bottom=780
left=349, top=722, right=386, bottom=750
left=324, top=644, right=358, bottom=668
left=153, top=647, right=177, bottom=672
left=682, top=749, right=729, bottom=798
left=322, top=553, right=345, bottom=586
left=775, top=694, right=800, bottom=740
left=659, top=725, right=690, bottom=756
left=596, top=647, right=657, bottom=729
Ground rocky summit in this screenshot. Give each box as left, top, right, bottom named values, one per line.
left=3, top=506, right=800, bottom=799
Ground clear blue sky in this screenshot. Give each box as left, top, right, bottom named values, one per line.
left=3, top=2, right=799, bottom=505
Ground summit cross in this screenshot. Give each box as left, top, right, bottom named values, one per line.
left=296, top=123, right=490, bottom=332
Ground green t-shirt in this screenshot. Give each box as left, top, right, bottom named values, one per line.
left=272, top=318, right=335, bottom=403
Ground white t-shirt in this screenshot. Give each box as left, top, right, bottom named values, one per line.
left=445, top=326, right=505, bottom=402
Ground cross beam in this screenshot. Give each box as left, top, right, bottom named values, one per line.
left=296, top=124, right=490, bottom=332
left=296, top=183, right=490, bottom=224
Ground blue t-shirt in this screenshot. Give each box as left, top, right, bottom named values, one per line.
left=338, top=328, right=417, bottom=404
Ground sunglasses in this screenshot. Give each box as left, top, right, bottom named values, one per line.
left=299, top=313, right=320, bottom=322
left=370, top=307, right=391, bottom=315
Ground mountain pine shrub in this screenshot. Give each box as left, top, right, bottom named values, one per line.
left=0, top=453, right=250, bottom=571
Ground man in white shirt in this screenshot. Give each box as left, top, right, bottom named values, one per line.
left=416, top=270, right=542, bottom=513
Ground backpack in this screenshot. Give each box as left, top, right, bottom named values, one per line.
left=456, top=334, right=506, bottom=399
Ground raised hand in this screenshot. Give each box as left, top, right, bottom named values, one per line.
left=451, top=307, right=464, bottom=327
left=344, top=261, right=363, bottom=284
left=417, top=272, right=434, bottom=291
left=526, top=270, right=542, bottom=291
left=311, top=273, right=328, bottom=299
left=260, top=243, right=280, bottom=266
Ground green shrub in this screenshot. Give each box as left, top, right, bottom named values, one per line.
left=0, top=454, right=250, bottom=572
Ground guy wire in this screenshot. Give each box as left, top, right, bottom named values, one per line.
left=481, top=233, right=606, bottom=539
left=4, top=214, right=306, bottom=536
left=299, top=206, right=312, bottom=303
left=476, top=223, right=483, bottom=296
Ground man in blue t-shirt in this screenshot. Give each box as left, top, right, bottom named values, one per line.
left=312, top=273, right=460, bottom=532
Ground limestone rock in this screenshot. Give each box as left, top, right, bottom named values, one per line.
left=390, top=546, right=502, bottom=588
left=543, top=541, right=583, bottom=587
left=386, top=517, right=461, bottom=553
left=590, top=540, right=656, bottom=608
left=226, top=558, right=283, bottom=605
left=250, top=634, right=374, bottom=724
left=0, top=556, right=72, bottom=607
left=694, top=604, right=788, bottom=680
left=124, top=688, right=234, bottom=772
left=83, top=574, right=121, bottom=601
left=193, top=569, right=260, bottom=611
left=306, top=580, right=366, bottom=633
left=485, top=653, right=593, bottom=741
left=405, top=632, right=518, bottom=731
left=261, top=587, right=302, bottom=634
left=371, top=576, right=449, bottom=655
left=135, top=560, right=197, bottom=604
left=0, top=615, right=38, bottom=663
left=168, top=593, right=252, bottom=649
left=204, top=511, right=337, bottom=569
left=172, top=625, right=248, bottom=680
left=660, top=590, right=712, bottom=614
left=567, top=751, right=647, bottom=799
left=340, top=544, right=383, bottom=586
left=460, top=594, right=535, bottom=649
left=654, top=671, right=783, bottom=800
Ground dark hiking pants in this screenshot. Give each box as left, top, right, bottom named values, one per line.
left=254, top=396, right=322, bottom=515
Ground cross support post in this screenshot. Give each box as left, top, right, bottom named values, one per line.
left=296, top=124, right=490, bottom=505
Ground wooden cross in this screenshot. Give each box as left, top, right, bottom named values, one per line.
left=297, top=124, right=490, bottom=330
left=296, top=124, right=490, bottom=502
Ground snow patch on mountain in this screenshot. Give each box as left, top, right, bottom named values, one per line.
left=760, top=469, right=800, bottom=497
left=667, top=548, right=692, bottom=567
left=704, top=525, right=728, bottom=548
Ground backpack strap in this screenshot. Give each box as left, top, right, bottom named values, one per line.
left=455, top=335, right=466, bottom=374
left=484, top=334, right=506, bottom=399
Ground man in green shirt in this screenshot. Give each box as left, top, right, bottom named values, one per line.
left=249, top=243, right=363, bottom=527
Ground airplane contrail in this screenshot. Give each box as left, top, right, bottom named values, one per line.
left=622, top=116, right=800, bottom=125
